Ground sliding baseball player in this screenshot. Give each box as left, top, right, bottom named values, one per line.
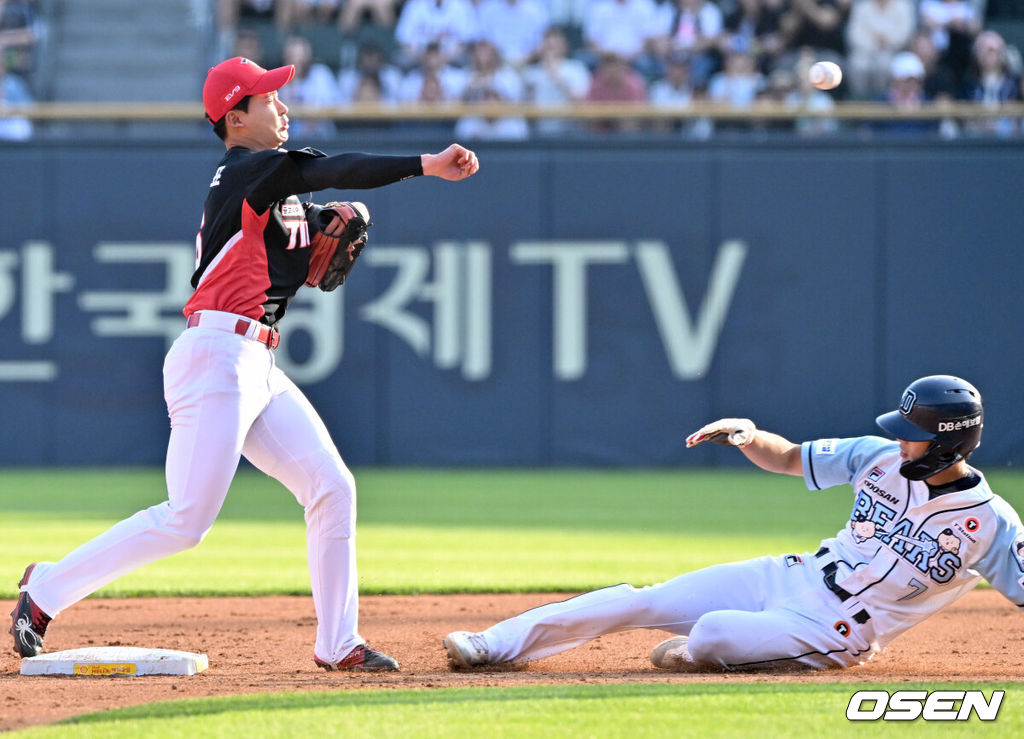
left=445, top=375, right=1024, bottom=670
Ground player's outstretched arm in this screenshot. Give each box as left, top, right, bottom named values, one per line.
left=421, top=144, right=480, bottom=181
left=686, top=418, right=802, bottom=476
left=738, top=429, right=802, bottom=476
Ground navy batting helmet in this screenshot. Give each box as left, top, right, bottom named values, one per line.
left=876, top=375, right=983, bottom=481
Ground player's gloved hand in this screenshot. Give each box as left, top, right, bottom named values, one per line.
left=686, top=418, right=756, bottom=448
left=305, top=201, right=371, bottom=292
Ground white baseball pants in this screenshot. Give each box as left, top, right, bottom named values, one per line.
left=26, top=312, right=362, bottom=664
left=481, top=553, right=879, bottom=670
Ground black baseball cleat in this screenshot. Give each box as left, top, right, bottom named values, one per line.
left=10, top=563, right=51, bottom=658
left=314, top=644, right=399, bottom=672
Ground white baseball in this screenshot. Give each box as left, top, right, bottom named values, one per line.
left=809, top=61, right=842, bottom=90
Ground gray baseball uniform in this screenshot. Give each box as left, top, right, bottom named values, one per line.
left=471, top=436, right=1024, bottom=669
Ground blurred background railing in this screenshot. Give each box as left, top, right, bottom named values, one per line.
left=8, top=100, right=1024, bottom=121
left=2, top=0, right=1024, bottom=143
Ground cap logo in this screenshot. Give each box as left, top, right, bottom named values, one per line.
left=899, top=389, right=916, bottom=415
left=224, top=84, right=242, bottom=103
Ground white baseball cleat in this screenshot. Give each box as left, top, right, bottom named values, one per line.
left=650, top=636, right=694, bottom=671
left=443, top=631, right=490, bottom=667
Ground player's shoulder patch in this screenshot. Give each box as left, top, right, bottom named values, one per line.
left=814, top=438, right=840, bottom=455
left=289, top=146, right=327, bottom=159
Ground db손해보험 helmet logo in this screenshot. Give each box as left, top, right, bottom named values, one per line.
left=899, top=389, right=917, bottom=415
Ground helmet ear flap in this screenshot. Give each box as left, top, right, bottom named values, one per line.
left=899, top=441, right=961, bottom=481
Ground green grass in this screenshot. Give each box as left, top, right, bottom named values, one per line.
left=16, top=683, right=1020, bottom=738
left=3, top=468, right=1024, bottom=597
left=4, top=467, right=1024, bottom=735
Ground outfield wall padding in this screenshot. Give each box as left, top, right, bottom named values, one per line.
left=1, top=138, right=1021, bottom=467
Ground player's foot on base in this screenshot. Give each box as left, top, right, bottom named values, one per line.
left=10, top=563, right=51, bottom=658
left=650, top=636, right=693, bottom=671
left=443, top=631, right=490, bottom=668
left=314, top=644, right=399, bottom=671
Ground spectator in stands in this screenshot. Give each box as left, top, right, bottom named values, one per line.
left=217, top=0, right=288, bottom=57
left=919, top=0, right=982, bottom=92
left=394, top=0, right=480, bottom=70
left=0, top=52, right=32, bottom=141
left=475, top=0, right=550, bottom=68
left=337, top=0, right=401, bottom=33
left=352, top=72, right=385, bottom=103
left=750, top=65, right=798, bottom=132
left=396, top=40, right=469, bottom=102
left=522, top=26, right=592, bottom=136
left=718, top=0, right=788, bottom=76
left=908, top=29, right=957, bottom=103
left=961, top=30, right=1022, bottom=137
left=706, top=47, right=768, bottom=134
left=786, top=49, right=840, bottom=135
left=707, top=48, right=764, bottom=107
left=582, top=0, right=662, bottom=77
left=339, top=72, right=398, bottom=133
left=461, top=38, right=525, bottom=103
left=884, top=51, right=927, bottom=107
left=455, top=85, right=530, bottom=139
left=338, top=42, right=402, bottom=103
left=277, top=34, right=343, bottom=139
left=649, top=49, right=694, bottom=105
left=396, top=59, right=460, bottom=135
left=232, top=28, right=267, bottom=65
left=419, top=73, right=447, bottom=103
left=649, top=50, right=714, bottom=137
left=277, top=0, right=340, bottom=29
left=870, top=51, right=939, bottom=136
left=0, top=0, right=38, bottom=78
left=652, top=0, right=725, bottom=88
left=962, top=30, right=1020, bottom=102
left=843, top=0, right=915, bottom=100
left=586, top=52, right=649, bottom=132
left=780, top=0, right=852, bottom=62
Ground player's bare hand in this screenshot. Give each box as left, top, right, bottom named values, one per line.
left=422, top=144, right=480, bottom=181
left=686, top=418, right=756, bottom=448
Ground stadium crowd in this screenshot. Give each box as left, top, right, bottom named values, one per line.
left=1, top=0, right=1023, bottom=140
left=211, top=0, right=1024, bottom=138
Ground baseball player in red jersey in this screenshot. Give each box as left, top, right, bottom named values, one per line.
left=9, top=57, right=479, bottom=671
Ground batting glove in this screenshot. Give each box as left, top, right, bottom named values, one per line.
left=686, top=418, right=757, bottom=448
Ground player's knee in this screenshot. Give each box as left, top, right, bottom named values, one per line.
left=306, top=450, right=355, bottom=497
left=305, top=461, right=356, bottom=537
left=145, top=502, right=215, bottom=549
left=167, top=512, right=215, bottom=549
left=176, top=528, right=207, bottom=549
left=687, top=615, right=733, bottom=667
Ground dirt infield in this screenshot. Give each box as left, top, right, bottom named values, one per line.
left=1, top=589, right=1020, bottom=731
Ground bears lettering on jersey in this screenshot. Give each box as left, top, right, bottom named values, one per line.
left=848, top=489, right=964, bottom=584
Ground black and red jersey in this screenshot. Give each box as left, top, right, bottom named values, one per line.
left=186, top=146, right=421, bottom=326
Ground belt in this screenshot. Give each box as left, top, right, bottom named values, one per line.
left=817, top=548, right=871, bottom=624
left=186, top=310, right=280, bottom=350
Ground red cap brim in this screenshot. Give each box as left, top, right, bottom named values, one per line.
left=250, top=65, right=295, bottom=96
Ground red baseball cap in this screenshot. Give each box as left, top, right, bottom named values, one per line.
left=203, top=57, right=295, bottom=123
